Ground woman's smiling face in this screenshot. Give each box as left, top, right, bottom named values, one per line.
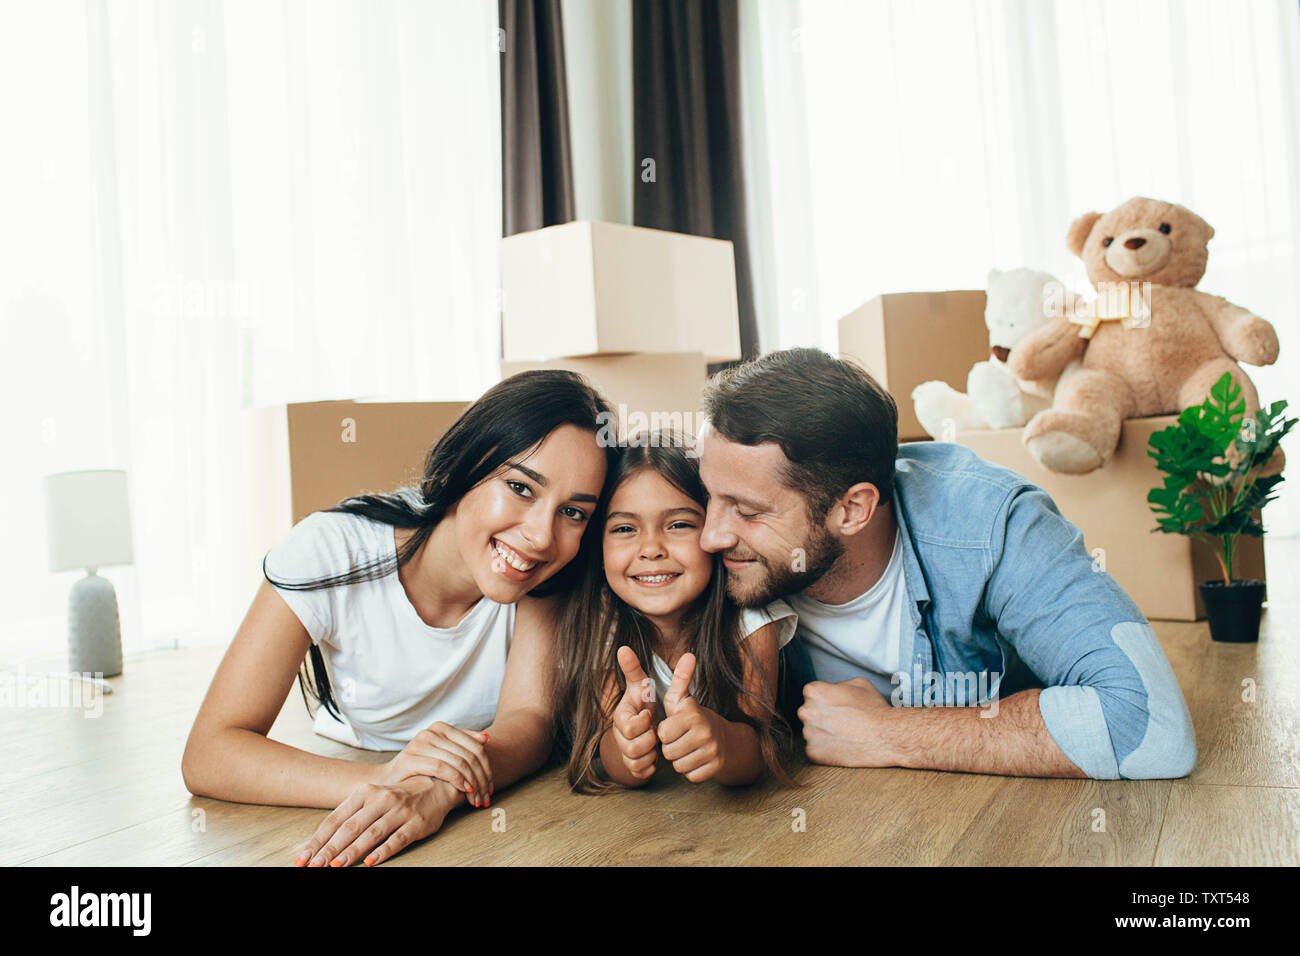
left=602, top=468, right=713, bottom=622
left=453, top=423, right=607, bottom=604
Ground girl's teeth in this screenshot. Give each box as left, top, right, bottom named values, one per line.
left=635, top=574, right=678, bottom=583
left=493, top=540, right=537, bottom=572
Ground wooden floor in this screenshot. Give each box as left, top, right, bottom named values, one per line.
left=5, top=539, right=1299, bottom=866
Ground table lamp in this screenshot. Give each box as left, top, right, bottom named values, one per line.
left=43, top=470, right=134, bottom=677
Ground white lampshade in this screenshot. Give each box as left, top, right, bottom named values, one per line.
left=43, top=470, right=135, bottom=573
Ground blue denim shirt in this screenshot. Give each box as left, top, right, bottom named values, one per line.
left=790, top=440, right=1197, bottom=780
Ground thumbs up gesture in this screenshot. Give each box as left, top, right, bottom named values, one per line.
left=611, top=646, right=660, bottom=781
left=657, top=653, right=728, bottom=783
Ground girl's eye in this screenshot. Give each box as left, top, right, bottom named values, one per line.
left=668, top=521, right=697, bottom=531
left=608, top=524, right=634, bottom=535
left=506, top=479, right=533, bottom=498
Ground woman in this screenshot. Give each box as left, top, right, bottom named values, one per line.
left=181, top=370, right=614, bottom=866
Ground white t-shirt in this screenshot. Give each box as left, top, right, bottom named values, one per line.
left=786, top=529, right=907, bottom=697
left=647, top=600, right=799, bottom=707
left=264, top=511, right=515, bottom=751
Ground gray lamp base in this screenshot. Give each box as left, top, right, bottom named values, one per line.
left=68, top=570, right=123, bottom=678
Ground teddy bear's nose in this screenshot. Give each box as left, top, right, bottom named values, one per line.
left=1124, top=237, right=1146, bottom=250
left=991, top=346, right=1011, bottom=363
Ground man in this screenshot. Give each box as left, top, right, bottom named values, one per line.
left=696, top=347, right=1195, bottom=780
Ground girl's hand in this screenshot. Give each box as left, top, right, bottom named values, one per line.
left=657, top=654, right=728, bottom=782
left=378, top=721, right=494, bottom=807
left=295, top=775, right=459, bottom=867
left=612, top=646, right=660, bottom=780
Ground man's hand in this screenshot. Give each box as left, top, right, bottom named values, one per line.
left=611, top=646, right=660, bottom=781
left=797, top=677, right=897, bottom=768
left=657, top=653, right=729, bottom=782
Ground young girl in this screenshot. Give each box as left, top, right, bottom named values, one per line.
left=182, top=370, right=615, bottom=866
left=552, top=433, right=799, bottom=792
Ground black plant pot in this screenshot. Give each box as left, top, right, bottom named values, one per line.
left=1199, top=580, right=1266, bottom=643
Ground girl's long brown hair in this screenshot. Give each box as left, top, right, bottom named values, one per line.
left=549, top=432, right=798, bottom=794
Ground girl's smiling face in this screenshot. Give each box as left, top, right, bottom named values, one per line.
left=603, top=468, right=714, bottom=624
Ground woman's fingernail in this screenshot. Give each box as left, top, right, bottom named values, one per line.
left=467, top=784, right=474, bottom=791
left=294, top=857, right=307, bottom=867
left=481, top=732, right=490, bottom=741
left=364, top=856, right=376, bottom=867
left=330, top=858, right=344, bottom=867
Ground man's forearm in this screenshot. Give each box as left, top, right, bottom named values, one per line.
left=882, top=689, right=1088, bottom=778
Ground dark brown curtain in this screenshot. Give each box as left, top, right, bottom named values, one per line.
left=632, top=0, right=757, bottom=363
left=499, top=0, right=575, bottom=237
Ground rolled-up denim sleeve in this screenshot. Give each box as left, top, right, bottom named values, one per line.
left=983, top=487, right=1196, bottom=780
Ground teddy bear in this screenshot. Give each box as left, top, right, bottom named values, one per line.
left=912, top=268, right=1084, bottom=438
left=1006, top=196, right=1280, bottom=475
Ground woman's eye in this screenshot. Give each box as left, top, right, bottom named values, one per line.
left=506, top=479, right=533, bottom=498
left=561, top=506, right=589, bottom=522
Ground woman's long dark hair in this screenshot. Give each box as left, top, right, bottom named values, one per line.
left=549, top=432, right=798, bottom=792
left=263, top=370, right=617, bottom=719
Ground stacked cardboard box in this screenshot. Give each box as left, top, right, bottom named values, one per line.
left=245, top=399, right=470, bottom=549
left=838, top=290, right=991, bottom=442
left=499, top=221, right=741, bottom=441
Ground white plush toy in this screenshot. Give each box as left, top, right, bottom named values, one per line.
left=912, top=268, right=1082, bottom=439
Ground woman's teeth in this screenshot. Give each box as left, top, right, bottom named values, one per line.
left=492, top=539, right=538, bottom=572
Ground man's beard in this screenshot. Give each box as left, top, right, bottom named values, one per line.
left=724, top=522, right=844, bottom=608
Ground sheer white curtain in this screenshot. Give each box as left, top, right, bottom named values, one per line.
left=0, top=0, right=502, bottom=664
left=742, top=0, right=1300, bottom=533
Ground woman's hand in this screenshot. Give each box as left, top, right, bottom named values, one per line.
left=611, top=646, right=660, bottom=781
left=656, top=653, right=729, bottom=782
left=295, top=775, right=461, bottom=867
left=378, top=721, right=494, bottom=807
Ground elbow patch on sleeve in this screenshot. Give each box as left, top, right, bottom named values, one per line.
left=1039, top=622, right=1196, bottom=780
left=1111, top=622, right=1197, bottom=779
left=1038, top=685, right=1121, bottom=779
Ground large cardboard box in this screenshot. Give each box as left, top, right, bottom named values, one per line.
left=501, top=221, right=742, bottom=364
left=953, top=416, right=1266, bottom=621
left=246, top=400, right=471, bottom=537
left=500, top=352, right=708, bottom=443
left=838, top=291, right=990, bottom=442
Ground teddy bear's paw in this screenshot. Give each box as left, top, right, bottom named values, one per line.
left=1225, top=318, right=1280, bottom=367
left=1025, top=430, right=1105, bottom=475
left=912, top=381, right=979, bottom=439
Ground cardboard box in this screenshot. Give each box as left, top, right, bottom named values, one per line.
left=838, top=291, right=991, bottom=441
left=953, top=416, right=1266, bottom=621
left=501, top=221, right=742, bottom=364
left=500, top=352, right=708, bottom=443
left=246, top=400, right=471, bottom=534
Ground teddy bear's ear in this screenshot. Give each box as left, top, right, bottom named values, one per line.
left=987, top=268, right=1001, bottom=283
left=1066, top=212, right=1102, bottom=257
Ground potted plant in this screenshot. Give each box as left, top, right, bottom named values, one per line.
left=1147, top=372, right=1295, bottom=642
